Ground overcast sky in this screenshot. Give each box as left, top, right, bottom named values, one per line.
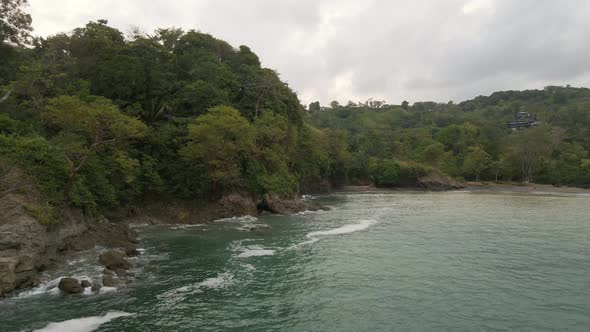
left=27, top=0, right=590, bottom=105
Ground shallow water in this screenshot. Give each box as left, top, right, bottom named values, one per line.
left=2, top=191, right=590, bottom=331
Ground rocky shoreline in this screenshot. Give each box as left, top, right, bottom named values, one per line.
left=0, top=190, right=324, bottom=298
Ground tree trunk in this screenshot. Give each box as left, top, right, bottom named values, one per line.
left=0, top=87, right=13, bottom=104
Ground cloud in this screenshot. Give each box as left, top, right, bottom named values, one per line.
left=27, top=0, right=590, bottom=105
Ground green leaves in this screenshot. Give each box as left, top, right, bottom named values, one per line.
left=181, top=105, right=255, bottom=189
left=43, top=95, right=146, bottom=142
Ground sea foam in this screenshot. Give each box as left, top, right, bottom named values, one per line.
left=33, top=311, right=133, bottom=332
left=157, top=272, right=234, bottom=307
left=306, top=219, right=376, bottom=238
left=214, top=215, right=258, bottom=223
left=289, top=220, right=376, bottom=249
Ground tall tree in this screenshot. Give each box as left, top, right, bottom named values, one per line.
left=181, top=105, right=256, bottom=192
left=0, top=0, right=32, bottom=46
left=42, top=95, right=146, bottom=199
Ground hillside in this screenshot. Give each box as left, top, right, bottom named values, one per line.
left=307, top=86, right=590, bottom=187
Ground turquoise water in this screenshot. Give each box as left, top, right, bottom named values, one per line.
left=2, top=191, right=590, bottom=331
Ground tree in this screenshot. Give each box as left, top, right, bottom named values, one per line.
left=308, top=101, right=320, bottom=112
left=490, top=154, right=510, bottom=182
left=463, top=147, right=491, bottom=181
left=0, top=0, right=32, bottom=46
left=505, top=127, right=552, bottom=183
left=330, top=100, right=340, bottom=109
left=181, top=105, right=256, bottom=192
left=419, top=142, right=445, bottom=167
left=401, top=100, right=409, bottom=110
left=368, top=158, right=400, bottom=187
left=43, top=95, right=147, bottom=200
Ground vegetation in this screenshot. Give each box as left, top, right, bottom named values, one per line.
left=0, top=1, right=348, bottom=214
left=307, top=86, right=590, bottom=188
left=2, top=1, right=590, bottom=219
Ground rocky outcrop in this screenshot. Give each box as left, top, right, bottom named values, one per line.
left=259, top=194, right=327, bottom=214
left=98, top=250, right=134, bottom=288
left=217, top=193, right=258, bottom=218
left=0, top=166, right=138, bottom=297
left=58, top=277, right=84, bottom=294
left=418, top=171, right=465, bottom=191
left=99, top=251, right=131, bottom=271
left=91, top=281, right=101, bottom=293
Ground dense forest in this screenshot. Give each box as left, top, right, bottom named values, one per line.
left=2, top=1, right=590, bottom=221
left=307, top=87, right=590, bottom=188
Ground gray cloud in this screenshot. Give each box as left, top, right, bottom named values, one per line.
left=27, top=0, right=590, bottom=105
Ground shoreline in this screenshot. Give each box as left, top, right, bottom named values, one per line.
left=334, top=182, right=590, bottom=195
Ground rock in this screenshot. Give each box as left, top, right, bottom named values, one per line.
left=0, top=257, right=17, bottom=296
left=102, top=273, right=126, bottom=287
left=102, top=274, right=117, bottom=287
left=58, top=277, right=84, bottom=294
left=218, top=193, right=258, bottom=217
left=260, top=194, right=325, bottom=215
left=91, top=282, right=101, bottom=293
left=125, top=248, right=140, bottom=257
left=113, top=268, right=127, bottom=278
left=418, top=171, right=465, bottom=191
left=103, top=268, right=114, bottom=276
left=99, top=250, right=131, bottom=270
left=80, top=280, right=91, bottom=288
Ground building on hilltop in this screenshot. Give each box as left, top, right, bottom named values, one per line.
left=507, top=111, right=537, bottom=130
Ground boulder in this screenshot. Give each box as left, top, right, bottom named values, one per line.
left=113, top=268, right=127, bottom=278
left=260, top=194, right=326, bottom=214
left=418, top=171, right=465, bottom=191
left=91, top=282, right=101, bottom=293
left=102, top=273, right=124, bottom=287
left=98, top=250, right=131, bottom=270
left=125, top=248, right=140, bottom=257
left=218, top=193, right=258, bottom=217
left=58, top=277, right=84, bottom=294
left=80, top=280, right=91, bottom=288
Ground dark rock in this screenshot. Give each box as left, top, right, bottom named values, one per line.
left=260, top=194, right=325, bottom=215
left=125, top=248, right=140, bottom=257
left=99, top=250, right=131, bottom=270
left=58, top=277, right=83, bottom=294
left=113, top=268, right=127, bottom=277
left=90, top=282, right=101, bottom=293
left=218, top=193, right=258, bottom=217
left=102, top=272, right=126, bottom=287
left=103, top=268, right=114, bottom=276
left=102, top=274, right=117, bottom=287
left=418, top=171, right=465, bottom=191
left=80, top=280, right=91, bottom=288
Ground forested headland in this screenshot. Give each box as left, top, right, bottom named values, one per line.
left=2, top=8, right=590, bottom=223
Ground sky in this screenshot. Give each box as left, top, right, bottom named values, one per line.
left=26, top=0, right=590, bottom=106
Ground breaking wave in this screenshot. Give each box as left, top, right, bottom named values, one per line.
left=157, top=272, right=234, bottom=308
left=33, top=311, right=133, bottom=332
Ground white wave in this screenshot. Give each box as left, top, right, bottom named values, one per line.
left=157, top=272, right=233, bottom=307
left=288, top=220, right=376, bottom=250
left=232, top=243, right=275, bottom=258
left=241, top=263, right=256, bottom=271
left=17, top=277, right=61, bottom=298
left=170, top=224, right=205, bottom=230
left=287, top=238, right=320, bottom=250
left=33, top=311, right=133, bottom=332
left=237, top=248, right=275, bottom=258
left=237, top=223, right=270, bottom=231
left=214, top=215, right=258, bottom=223
left=16, top=275, right=117, bottom=299
left=306, top=219, right=376, bottom=238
